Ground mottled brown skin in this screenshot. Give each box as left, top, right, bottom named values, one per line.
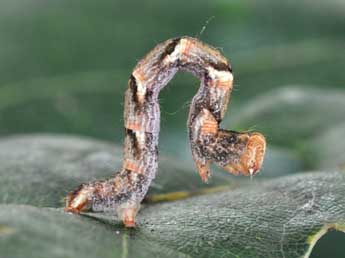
left=65, top=36, right=266, bottom=227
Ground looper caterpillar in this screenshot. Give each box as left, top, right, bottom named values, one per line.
left=65, top=36, right=266, bottom=227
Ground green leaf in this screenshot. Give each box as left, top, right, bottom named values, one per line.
left=0, top=205, right=189, bottom=258
left=0, top=135, right=343, bottom=258
left=2, top=173, right=340, bottom=258
left=90, top=172, right=345, bottom=258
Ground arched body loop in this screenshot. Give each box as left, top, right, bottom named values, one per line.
left=65, top=37, right=266, bottom=227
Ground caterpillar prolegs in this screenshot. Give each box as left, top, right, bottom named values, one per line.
left=65, top=37, right=266, bottom=227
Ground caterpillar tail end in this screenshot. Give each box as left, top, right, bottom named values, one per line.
left=65, top=184, right=93, bottom=214
left=65, top=182, right=141, bottom=228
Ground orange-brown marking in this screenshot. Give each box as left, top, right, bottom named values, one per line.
left=125, top=122, right=145, bottom=132
left=137, top=94, right=145, bottom=104
left=124, top=160, right=145, bottom=174
left=196, top=162, right=211, bottom=182
left=132, top=69, right=146, bottom=104
left=133, top=69, right=146, bottom=82
left=180, top=39, right=193, bottom=56
left=199, top=108, right=218, bottom=135
left=65, top=191, right=89, bottom=213
left=210, top=78, right=233, bottom=90
left=223, top=161, right=244, bottom=176
left=200, top=121, right=218, bottom=134
left=122, top=208, right=137, bottom=228
left=65, top=203, right=85, bottom=213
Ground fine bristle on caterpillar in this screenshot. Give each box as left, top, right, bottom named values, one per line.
left=65, top=36, right=266, bottom=227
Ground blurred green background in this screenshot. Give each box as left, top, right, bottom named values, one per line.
left=0, top=0, right=344, bottom=257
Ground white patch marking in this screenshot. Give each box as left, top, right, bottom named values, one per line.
left=135, top=131, right=145, bottom=145
left=136, top=81, right=146, bottom=97
left=133, top=70, right=147, bottom=98
left=163, top=38, right=190, bottom=64
left=71, top=189, right=88, bottom=208
left=207, top=66, right=233, bottom=83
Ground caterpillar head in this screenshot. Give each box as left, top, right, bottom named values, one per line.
left=222, top=132, right=266, bottom=176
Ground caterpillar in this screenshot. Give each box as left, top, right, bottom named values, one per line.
left=65, top=36, right=266, bottom=227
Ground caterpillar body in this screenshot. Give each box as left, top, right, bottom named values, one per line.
left=65, top=36, right=266, bottom=227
